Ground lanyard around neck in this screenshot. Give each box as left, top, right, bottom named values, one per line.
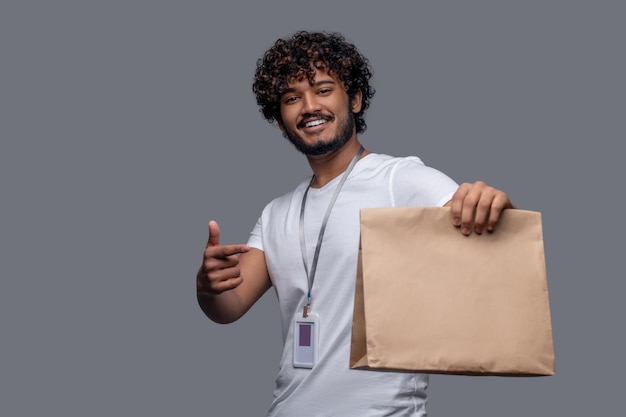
left=299, top=146, right=364, bottom=317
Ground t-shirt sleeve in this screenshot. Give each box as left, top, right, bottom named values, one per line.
left=389, top=157, right=458, bottom=207
left=246, top=216, right=264, bottom=251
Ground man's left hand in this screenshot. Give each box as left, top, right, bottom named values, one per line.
left=446, top=181, right=514, bottom=235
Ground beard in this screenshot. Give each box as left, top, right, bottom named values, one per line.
left=282, top=108, right=355, bottom=156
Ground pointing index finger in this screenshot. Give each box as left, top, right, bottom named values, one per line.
left=205, top=220, right=250, bottom=256
left=213, top=244, right=251, bottom=258
left=219, top=244, right=250, bottom=257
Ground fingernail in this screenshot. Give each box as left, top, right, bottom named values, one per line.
left=453, top=217, right=461, bottom=226
left=461, top=226, right=470, bottom=235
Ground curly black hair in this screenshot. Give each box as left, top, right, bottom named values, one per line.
left=252, top=31, right=375, bottom=134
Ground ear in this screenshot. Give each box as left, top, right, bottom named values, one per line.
left=276, top=118, right=285, bottom=133
left=275, top=113, right=286, bottom=132
left=351, top=89, right=363, bottom=114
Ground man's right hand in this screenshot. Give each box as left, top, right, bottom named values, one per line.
left=197, top=220, right=250, bottom=295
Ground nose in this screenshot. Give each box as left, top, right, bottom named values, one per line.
left=301, top=93, right=322, bottom=114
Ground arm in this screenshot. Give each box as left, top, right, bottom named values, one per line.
left=445, top=181, right=515, bottom=235
left=196, top=220, right=272, bottom=324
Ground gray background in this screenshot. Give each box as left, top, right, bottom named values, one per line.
left=1, top=1, right=623, bottom=416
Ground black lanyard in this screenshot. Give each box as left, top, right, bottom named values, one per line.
left=299, top=146, right=365, bottom=317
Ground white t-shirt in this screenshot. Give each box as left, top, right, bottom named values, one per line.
left=248, top=153, right=458, bottom=417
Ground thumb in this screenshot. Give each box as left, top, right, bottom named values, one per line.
left=207, top=220, right=220, bottom=247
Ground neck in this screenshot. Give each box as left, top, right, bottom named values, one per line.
left=305, top=138, right=368, bottom=188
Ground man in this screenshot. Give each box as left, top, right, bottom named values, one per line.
left=197, top=31, right=513, bottom=416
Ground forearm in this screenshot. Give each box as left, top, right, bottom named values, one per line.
left=197, top=289, right=247, bottom=324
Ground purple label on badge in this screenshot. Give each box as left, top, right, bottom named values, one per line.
left=299, top=323, right=312, bottom=346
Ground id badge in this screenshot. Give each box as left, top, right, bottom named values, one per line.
left=293, top=312, right=319, bottom=368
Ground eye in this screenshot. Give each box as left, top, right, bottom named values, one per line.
left=283, top=95, right=299, bottom=104
left=317, top=88, right=332, bottom=95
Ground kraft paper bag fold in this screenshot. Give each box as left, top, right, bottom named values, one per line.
left=350, top=207, right=555, bottom=376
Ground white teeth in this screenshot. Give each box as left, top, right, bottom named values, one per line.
left=305, top=119, right=326, bottom=128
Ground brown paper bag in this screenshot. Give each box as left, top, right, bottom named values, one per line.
left=350, top=207, right=555, bottom=376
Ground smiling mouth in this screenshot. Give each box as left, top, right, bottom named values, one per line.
left=305, top=119, right=327, bottom=128
left=298, top=113, right=334, bottom=129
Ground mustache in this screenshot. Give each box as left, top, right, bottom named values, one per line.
left=297, top=112, right=334, bottom=129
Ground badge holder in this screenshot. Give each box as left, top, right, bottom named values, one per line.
left=293, top=311, right=319, bottom=368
